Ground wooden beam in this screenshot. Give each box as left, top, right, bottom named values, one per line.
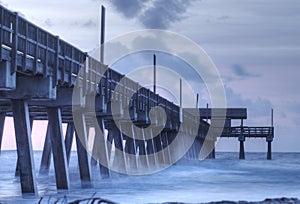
left=161, top=131, right=171, bottom=164
left=136, top=128, right=149, bottom=168
left=47, top=107, right=69, bottom=189
left=0, top=112, right=5, bottom=152
left=267, top=141, right=272, bottom=160
left=123, top=124, right=138, bottom=171
left=189, top=139, right=196, bottom=159
left=28, top=87, right=83, bottom=107
left=65, top=123, right=75, bottom=165
left=93, top=117, right=110, bottom=179
left=0, top=61, right=16, bottom=90
left=124, top=137, right=137, bottom=170
left=146, top=129, right=157, bottom=167
left=239, top=135, right=245, bottom=159
left=15, top=117, right=33, bottom=177
left=111, top=123, right=127, bottom=173
left=39, top=123, right=51, bottom=175
left=106, top=129, right=114, bottom=160
left=154, top=133, right=165, bottom=164
left=0, top=76, right=56, bottom=100
left=74, top=112, right=92, bottom=187
left=197, top=108, right=247, bottom=119
left=207, top=140, right=215, bottom=159
left=11, top=100, right=37, bottom=195
left=98, top=117, right=110, bottom=178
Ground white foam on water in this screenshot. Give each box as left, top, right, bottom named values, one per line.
left=0, top=152, right=299, bottom=203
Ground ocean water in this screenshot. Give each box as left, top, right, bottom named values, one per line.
left=0, top=151, right=299, bottom=203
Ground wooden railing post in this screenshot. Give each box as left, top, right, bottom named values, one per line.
left=11, top=12, right=19, bottom=74
left=53, top=36, right=59, bottom=87
left=0, top=7, right=4, bottom=60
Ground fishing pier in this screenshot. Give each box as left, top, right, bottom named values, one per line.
left=0, top=5, right=274, bottom=196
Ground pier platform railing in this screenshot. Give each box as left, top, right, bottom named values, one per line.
left=222, top=126, right=274, bottom=138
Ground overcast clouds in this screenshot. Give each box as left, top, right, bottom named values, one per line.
left=1, top=0, right=299, bottom=152
left=110, top=0, right=195, bottom=29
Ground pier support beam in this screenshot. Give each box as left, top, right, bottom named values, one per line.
left=95, top=116, right=110, bottom=179
left=136, top=128, right=149, bottom=168
left=0, top=112, right=5, bottom=152
left=187, top=139, right=196, bottom=159
left=47, top=107, right=69, bottom=190
left=210, top=148, right=216, bottom=159
left=161, top=131, right=171, bottom=164
left=124, top=136, right=137, bottom=170
left=146, top=129, right=157, bottom=167
left=239, top=135, right=245, bottom=160
left=39, top=123, right=51, bottom=175
left=15, top=117, right=33, bottom=177
left=40, top=122, right=74, bottom=176
left=106, top=130, right=114, bottom=160
left=194, top=139, right=205, bottom=159
left=125, top=137, right=136, bottom=155
left=154, top=133, right=164, bottom=164
left=266, top=134, right=273, bottom=160
left=111, top=123, right=127, bottom=173
left=206, top=140, right=215, bottom=159
left=65, top=123, right=75, bottom=165
left=97, top=116, right=109, bottom=179
left=267, top=141, right=272, bottom=160
left=193, top=139, right=199, bottom=159
left=11, top=100, right=37, bottom=195
left=74, top=112, right=92, bottom=188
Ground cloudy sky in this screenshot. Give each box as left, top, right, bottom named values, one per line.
left=1, top=0, right=299, bottom=152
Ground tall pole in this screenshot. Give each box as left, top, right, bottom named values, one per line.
left=100, top=5, right=106, bottom=63
left=206, top=103, right=209, bottom=122
left=179, top=78, right=182, bottom=122
left=153, top=54, right=156, bottom=94
left=180, top=78, right=182, bottom=108
left=196, top=93, right=199, bottom=109
left=271, top=108, right=274, bottom=127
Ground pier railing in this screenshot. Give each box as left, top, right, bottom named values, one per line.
left=0, top=5, right=85, bottom=86
left=0, top=4, right=184, bottom=127
left=222, top=126, right=274, bottom=138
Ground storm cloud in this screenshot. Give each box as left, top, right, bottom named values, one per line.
left=231, top=64, right=259, bottom=79
left=109, top=0, right=196, bottom=29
